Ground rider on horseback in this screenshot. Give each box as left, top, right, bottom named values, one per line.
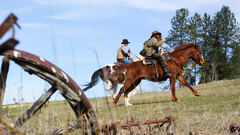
left=117, top=39, right=132, bottom=63
left=139, top=30, right=171, bottom=78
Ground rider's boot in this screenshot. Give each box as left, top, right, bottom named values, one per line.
left=158, top=56, right=171, bottom=78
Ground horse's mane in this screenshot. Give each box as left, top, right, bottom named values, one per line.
left=170, top=43, right=197, bottom=55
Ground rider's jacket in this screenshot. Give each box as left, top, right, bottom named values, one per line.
left=140, top=37, right=164, bottom=57
left=117, top=44, right=129, bottom=59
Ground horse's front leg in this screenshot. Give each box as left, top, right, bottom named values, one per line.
left=113, top=78, right=139, bottom=106
left=177, top=75, right=200, bottom=96
left=170, top=76, right=178, bottom=102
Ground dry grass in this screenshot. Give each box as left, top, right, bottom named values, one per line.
left=1, top=78, right=240, bottom=134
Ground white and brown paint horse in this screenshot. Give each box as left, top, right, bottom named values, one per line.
left=83, top=58, right=142, bottom=105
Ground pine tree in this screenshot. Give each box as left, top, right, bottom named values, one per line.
left=166, top=6, right=240, bottom=86
left=210, top=6, right=239, bottom=80
left=166, top=8, right=190, bottom=47
left=188, top=13, right=203, bottom=85
left=165, top=8, right=191, bottom=87
left=229, top=27, right=240, bottom=78
left=199, top=13, right=212, bottom=83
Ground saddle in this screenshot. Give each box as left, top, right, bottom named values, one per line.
left=113, top=61, right=127, bottom=71
left=143, top=58, right=157, bottom=65
left=142, top=53, right=171, bottom=65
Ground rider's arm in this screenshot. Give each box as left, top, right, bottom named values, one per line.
left=156, top=38, right=165, bottom=47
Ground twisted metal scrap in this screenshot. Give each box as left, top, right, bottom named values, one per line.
left=2, top=49, right=99, bottom=134
left=0, top=13, right=19, bottom=105
left=100, top=116, right=176, bottom=135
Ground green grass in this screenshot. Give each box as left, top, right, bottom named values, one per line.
left=1, top=78, right=240, bottom=134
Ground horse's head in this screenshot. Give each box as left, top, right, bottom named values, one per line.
left=191, top=44, right=205, bottom=65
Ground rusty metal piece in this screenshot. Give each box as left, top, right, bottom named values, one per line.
left=0, top=38, right=19, bottom=55
left=120, top=116, right=175, bottom=127
left=0, top=14, right=19, bottom=105
left=1, top=49, right=99, bottom=134
left=14, top=87, right=57, bottom=127
left=100, top=116, right=176, bottom=134
left=0, top=57, right=10, bottom=105
left=0, top=13, right=19, bottom=55
left=4, top=49, right=93, bottom=111
left=0, top=13, right=20, bottom=135
left=230, top=123, right=240, bottom=134
left=0, top=13, right=19, bottom=40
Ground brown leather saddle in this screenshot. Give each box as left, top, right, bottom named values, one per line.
left=143, top=53, right=171, bottom=65
left=113, top=61, right=128, bottom=71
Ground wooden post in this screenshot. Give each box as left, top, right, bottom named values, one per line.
left=0, top=57, right=10, bottom=106
left=14, top=87, right=57, bottom=127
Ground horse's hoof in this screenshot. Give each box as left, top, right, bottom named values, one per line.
left=172, top=98, right=179, bottom=102
left=195, top=94, right=200, bottom=96
left=125, top=103, right=133, bottom=106
left=112, top=103, right=116, bottom=107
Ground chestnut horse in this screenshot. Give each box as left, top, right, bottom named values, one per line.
left=113, top=43, right=205, bottom=106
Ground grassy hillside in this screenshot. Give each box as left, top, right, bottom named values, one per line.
left=1, top=78, right=240, bottom=134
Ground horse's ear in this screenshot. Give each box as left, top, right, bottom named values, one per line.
left=194, top=43, right=198, bottom=49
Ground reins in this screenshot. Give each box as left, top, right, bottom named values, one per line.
left=168, top=44, right=196, bottom=70
left=169, top=54, right=184, bottom=69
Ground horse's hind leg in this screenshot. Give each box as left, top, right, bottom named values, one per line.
left=112, top=82, right=118, bottom=99
left=105, top=80, right=114, bottom=96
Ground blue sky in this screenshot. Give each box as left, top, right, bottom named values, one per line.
left=0, top=0, right=239, bottom=104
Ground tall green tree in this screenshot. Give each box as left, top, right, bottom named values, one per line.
left=229, top=28, right=240, bottom=78
left=166, top=8, right=190, bottom=47
left=199, top=13, right=212, bottom=83
left=188, top=13, right=203, bottom=85
left=166, top=6, right=240, bottom=87
left=165, top=8, right=191, bottom=87
left=209, top=6, right=239, bottom=80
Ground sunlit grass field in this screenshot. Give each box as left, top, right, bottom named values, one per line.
left=1, top=78, right=240, bottom=134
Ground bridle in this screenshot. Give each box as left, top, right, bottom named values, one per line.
left=193, top=46, right=203, bottom=64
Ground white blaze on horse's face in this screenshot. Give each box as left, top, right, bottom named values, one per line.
left=200, top=55, right=205, bottom=65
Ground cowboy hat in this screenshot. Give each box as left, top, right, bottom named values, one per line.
left=121, top=39, right=130, bottom=44
left=151, top=30, right=162, bottom=37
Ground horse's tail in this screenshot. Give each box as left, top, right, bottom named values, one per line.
left=82, top=68, right=103, bottom=92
